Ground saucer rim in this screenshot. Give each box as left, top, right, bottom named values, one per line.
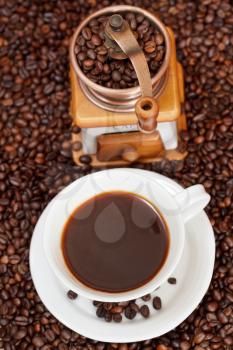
left=29, top=170, right=215, bottom=343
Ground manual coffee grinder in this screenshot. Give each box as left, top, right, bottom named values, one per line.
left=70, top=6, right=187, bottom=167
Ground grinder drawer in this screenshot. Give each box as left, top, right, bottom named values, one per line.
left=97, top=131, right=164, bottom=162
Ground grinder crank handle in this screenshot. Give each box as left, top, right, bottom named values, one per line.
left=105, top=14, right=159, bottom=133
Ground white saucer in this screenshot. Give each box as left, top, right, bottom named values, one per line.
left=29, top=171, right=215, bottom=343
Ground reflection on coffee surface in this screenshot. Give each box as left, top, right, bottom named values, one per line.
left=62, top=191, right=169, bottom=293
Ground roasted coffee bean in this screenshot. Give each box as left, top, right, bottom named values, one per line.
left=206, top=301, right=219, bottom=312
left=77, top=52, right=86, bottom=61
left=125, top=306, right=137, bottom=320
left=103, top=302, right=113, bottom=311
left=130, top=18, right=137, bottom=31
left=13, top=327, right=27, bottom=340
left=155, top=33, right=164, bottom=45
left=144, top=40, right=156, bottom=53
left=72, top=141, right=82, bottom=151
left=82, top=27, right=92, bottom=41
left=0, top=198, right=10, bottom=206
left=87, top=49, right=96, bottom=60
left=118, top=344, right=128, bottom=350
left=86, top=41, right=95, bottom=49
left=104, top=312, right=112, bottom=322
left=43, top=82, right=55, bottom=96
left=153, top=296, right=162, bottom=310
left=32, top=336, right=45, bottom=347
left=194, top=332, right=206, bottom=344
left=113, top=313, right=122, bottom=323
left=111, top=306, right=124, bottom=314
left=83, top=59, right=94, bottom=69
left=15, top=316, right=28, bottom=326
left=61, top=329, right=71, bottom=341
left=112, top=70, right=122, bottom=82
left=140, top=305, right=150, bottom=318
left=141, top=294, right=151, bottom=301
left=91, top=34, right=102, bottom=46
left=130, top=303, right=140, bottom=313
left=168, top=277, right=177, bottom=284
left=79, top=154, right=92, bottom=164
left=180, top=341, right=191, bottom=350
left=96, top=305, right=106, bottom=318
left=156, top=345, right=169, bottom=350
left=44, top=329, right=56, bottom=342
left=67, top=290, right=78, bottom=300
left=97, top=46, right=108, bottom=55
left=72, top=125, right=81, bottom=134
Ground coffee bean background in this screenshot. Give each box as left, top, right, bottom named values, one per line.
left=0, top=0, right=233, bottom=349
left=75, top=12, right=166, bottom=88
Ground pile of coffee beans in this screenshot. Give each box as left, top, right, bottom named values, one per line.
left=66, top=278, right=174, bottom=323
left=0, top=0, right=233, bottom=349
left=66, top=278, right=176, bottom=323
left=92, top=294, right=163, bottom=322
left=74, top=12, right=166, bottom=88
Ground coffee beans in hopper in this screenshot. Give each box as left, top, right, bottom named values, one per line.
left=0, top=0, right=233, bottom=349
left=74, top=12, right=166, bottom=89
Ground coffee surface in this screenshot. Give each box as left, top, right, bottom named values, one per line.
left=62, top=191, right=169, bottom=292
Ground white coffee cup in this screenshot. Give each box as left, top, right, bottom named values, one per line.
left=43, top=168, right=210, bottom=302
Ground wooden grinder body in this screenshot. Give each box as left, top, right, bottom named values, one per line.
left=70, top=22, right=187, bottom=167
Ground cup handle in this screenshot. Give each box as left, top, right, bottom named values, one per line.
left=173, top=185, right=210, bottom=223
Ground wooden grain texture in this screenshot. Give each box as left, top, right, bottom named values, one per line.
left=97, top=131, right=164, bottom=162
left=72, top=132, right=187, bottom=167
left=135, top=97, right=159, bottom=132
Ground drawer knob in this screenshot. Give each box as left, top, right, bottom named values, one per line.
left=122, top=147, right=139, bottom=162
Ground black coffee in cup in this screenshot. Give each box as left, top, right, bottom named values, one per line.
left=62, top=191, right=169, bottom=293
